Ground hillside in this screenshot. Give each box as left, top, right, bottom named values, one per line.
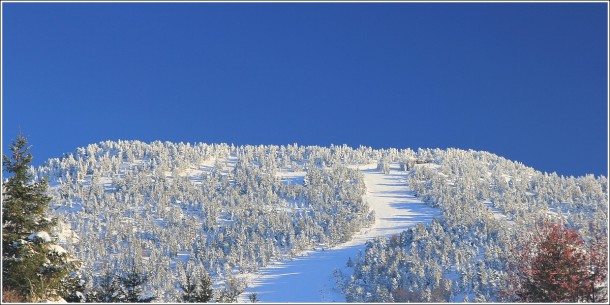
left=238, top=163, right=439, bottom=302
left=31, top=141, right=607, bottom=302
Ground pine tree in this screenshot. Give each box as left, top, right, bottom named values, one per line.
left=193, top=272, right=214, bottom=302
left=120, top=262, right=155, bottom=303
left=180, top=273, right=198, bottom=302
left=2, top=134, right=80, bottom=301
left=346, top=256, right=354, bottom=267
left=62, top=275, right=87, bottom=303
left=179, top=268, right=214, bottom=303
left=86, top=270, right=123, bottom=303
left=216, top=275, right=245, bottom=303
left=248, top=292, right=259, bottom=303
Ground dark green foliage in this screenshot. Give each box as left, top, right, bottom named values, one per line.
left=346, top=256, right=354, bottom=267
left=2, top=134, right=79, bottom=301
left=62, top=275, right=87, bottom=303
left=195, top=273, right=214, bottom=302
left=85, top=264, right=155, bottom=303
left=179, top=273, right=198, bottom=302
left=121, top=267, right=145, bottom=302
left=2, top=135, right=53, bottom=242
left=86, top=270, right=123, bottom=303
left=248, top=292, right=259, bottom=303
left=180, top=272, right=213, bottom=302
left=120, top=264, right=155, bottom=303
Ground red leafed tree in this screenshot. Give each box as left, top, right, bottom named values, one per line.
left=508, top=221, right=608, bottom=302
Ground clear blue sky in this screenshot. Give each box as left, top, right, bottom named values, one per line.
left=2, top=2, right=608, bottom=177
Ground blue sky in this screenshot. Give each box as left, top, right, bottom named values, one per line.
left=2, top=2, right=608, bottom=177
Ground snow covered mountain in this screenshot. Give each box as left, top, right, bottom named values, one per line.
left=32, top=141, right=607, bottom=302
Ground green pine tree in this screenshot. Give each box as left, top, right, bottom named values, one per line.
left=179, top=273, right=198, bottom=302
left=86, top=269, right=123, bottom=303
left=193, top=272, right=214, bottom=302
left=2, top=134, right=80, bottom=301
left=180, top=270, right=214, bottom=302
left=120, top=261, right=155, bottom=303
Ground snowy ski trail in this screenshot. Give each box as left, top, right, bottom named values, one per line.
left=238, top=163, right=440, bottom=302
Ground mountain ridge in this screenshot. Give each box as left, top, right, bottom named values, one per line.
left=30, top=140, right=607, bottom=302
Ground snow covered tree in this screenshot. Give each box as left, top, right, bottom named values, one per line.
left=216, top=275, right=246, bottom=303
left=248, top=292, right=259, bottom=303
left=86, top=262, right=155, bottom=303
left=2, top=134, right=80, bottom=302
left=180, top=270, right=213, bottom=302
left=86, top=270, right=123, bottom=302
left=120, top=261, right=155, bottom=302
left=179, top=272, right=198, bottom=302
left=584, top=224, right=608, bottom=303
left=377, top=159, right=390, bottom=174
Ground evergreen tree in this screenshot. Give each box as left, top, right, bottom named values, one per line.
left=120, top=262, right=155, bottom=303
left=248, top=292, right=259, bottom=303
left=2, top=134, right=80, bottom=301
left=193, top=272, right=214, bottom=303
left=179, top=273, right=198, bottom=302
left=346, top=256, right=354, bottom=267
left=180, top=270, right=214, bottom=303
left=62, top=275, right=87, bottom=303
left=216, top=276, right=245, bottom=303
left=86, top=270, right=123, bottom=303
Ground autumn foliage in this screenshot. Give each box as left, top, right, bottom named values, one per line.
left=508, top=221, right=607, bottom=302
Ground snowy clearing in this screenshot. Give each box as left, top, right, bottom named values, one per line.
left=275, top=170, right=306, bottom=185
left=239, top=163, right=440, bottom=302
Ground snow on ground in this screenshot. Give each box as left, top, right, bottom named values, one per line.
left=238, top=163, right=440, bottom=302
left=484, top=201, right=514, bottom=226
left=275, top=170, right=306, bottom=185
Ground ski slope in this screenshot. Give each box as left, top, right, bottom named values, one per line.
left=239, top=163, right=440, bottom=302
